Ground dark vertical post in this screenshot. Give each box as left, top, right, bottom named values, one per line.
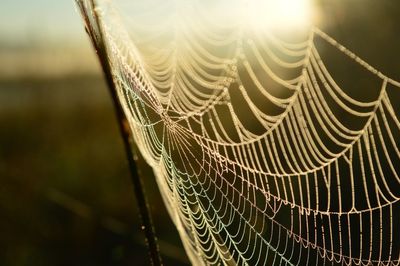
left=75, top=1, right=163, bottom=265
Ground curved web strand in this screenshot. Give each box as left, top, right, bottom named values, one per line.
left=79, top=0, right=400, bottom=265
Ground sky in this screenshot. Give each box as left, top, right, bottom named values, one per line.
left=0, top=0, right=86, bottom=46
left=0, top=0, right=99, bottom=77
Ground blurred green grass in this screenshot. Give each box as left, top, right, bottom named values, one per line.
left=0, top=74, right=188, bottom=266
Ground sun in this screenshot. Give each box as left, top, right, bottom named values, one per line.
left=246, top=0, right=313, bottom=31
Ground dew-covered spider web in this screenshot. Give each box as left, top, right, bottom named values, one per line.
left=77, top=0, right=400, bottom=265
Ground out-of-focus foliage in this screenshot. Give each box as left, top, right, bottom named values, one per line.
left=0, top=75, right=188, bottom=266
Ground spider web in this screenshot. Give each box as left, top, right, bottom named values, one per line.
left=77, top=0, right=400, bottom=265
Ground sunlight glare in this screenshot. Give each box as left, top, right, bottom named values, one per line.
left=247, top=0, right=312, bottom=31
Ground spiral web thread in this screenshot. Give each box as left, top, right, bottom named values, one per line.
left=80, top=0, right=400, bottom=265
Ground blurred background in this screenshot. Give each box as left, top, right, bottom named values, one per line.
left=0, top=0, right=188, bottom=265
left=0, top=0, right=399, bottom=266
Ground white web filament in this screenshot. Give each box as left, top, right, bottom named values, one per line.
left=81, top=1, right=400, bottom=265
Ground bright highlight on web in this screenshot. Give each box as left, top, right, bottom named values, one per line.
left=77, top=0, right=400, bottom=265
